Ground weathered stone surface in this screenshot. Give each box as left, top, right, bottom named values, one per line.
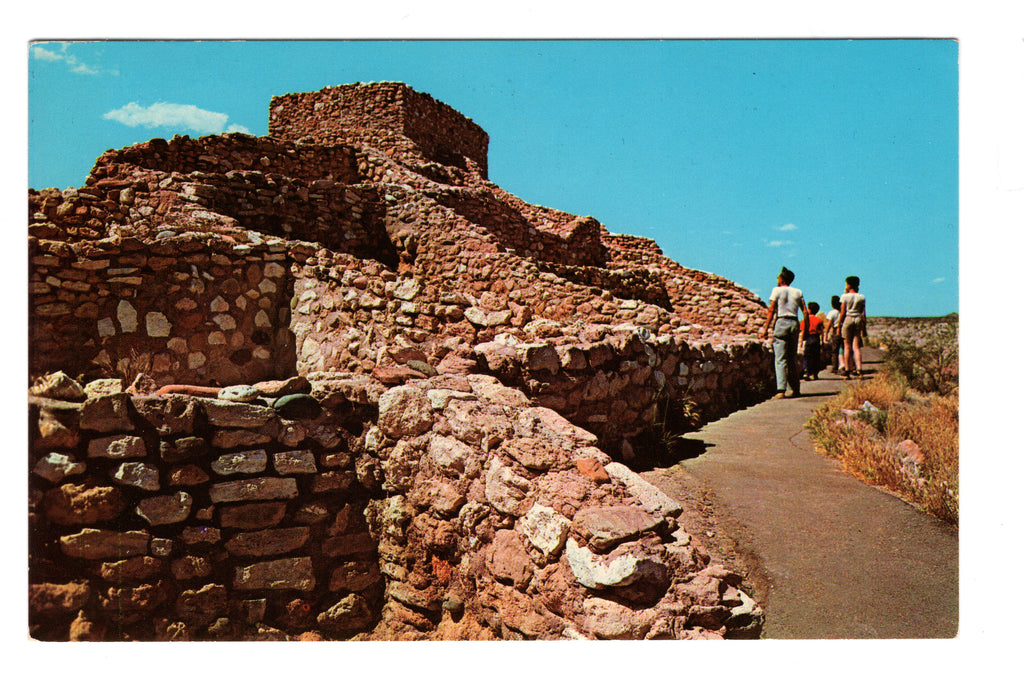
left=211, top=449, right=268, bottom=476
left=31, top=371, right=86, bottom=401
left=168, top=464, right=209, bottom=486
left=99, top=556, right=164, bottom=583
left=317, top=594, right=374, bottom=632
left=34, top=403, right=81, bottom=449
left=219, top=501, right=289, bottom=529
left=211, top=429, right=272, bottom=449
left=564, top=538, right=642, bottom=589
left=603, top=463, right=682, bottom=516
left=225, top=527, right=310, bottom=556
left=435, top=354, right=478, bottom=374
left=84, top=378, right=126, bottom=397
left=253, top=376, right=312, bottom=397
left=176, top=583, right=228, bottom=627
left=209, top=477, right=298, bottom=503
left=388, top=582, right=441, bottom=612
left=69, top=610, right=105, bottom=641
left=329, top=560, right=382, bottom=592
left=465, top=306, right=512, bottom=327
left=116, top=300, right=138, bottom=333
left=234, top=557, right=314, bottom=591
left=311, top=470, right=356, bottom=493
left=484, top=458, right=534, bottom=517
left=423, top=479, right=466, bottom=516
left=136, top=491, right=193, bottom=525
left=146, top=311, right=172, bottom=337
left=29, top=582, right=91, bottom=615
left=485, top=529, right=535, bottom=589
left=202, top=399, right=276, bottom=428
left=372, top=365, right=427, bottom=385
left=427, top=434, right=476, bottom=475
left=377, top=385, right=433, bottom=438
left=60, top=529, right=151, bottom=559
left=182, top=525, right=221, bottom=545
left=111, top=461, right=161, bottom=490
left=573, top=505, right=663, bottom=551
left=218, top=385, right=260, bottom=402
left=43, top=483, right=125, bottom=525
left=501, top=437, right=567, bottom=471
left=159, top=435, right=207, bottom=462
left=575, top=458, right=611, bottom=484
left=581, top=596, right=649, bottom=640
left=518, top=504, right=571, bottom=558
left=133, top=395, right=198, bottom=435
left=171, top=555, right=213, bottom=581
left=273, top=449, right=317, bottom=474
left=88, top=434, right=146, bottom=459
left=80, top=392, right=134, bottom=432
left=33, top=452, right=87, bottom=483
left=518, top=343, right=560, bottom=374
left=518, top=403, right=574, bottom=442
left=100, top=582, right=168, bottom=614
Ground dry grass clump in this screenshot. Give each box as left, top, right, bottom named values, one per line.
left=807, top=373, right=958, bottom=525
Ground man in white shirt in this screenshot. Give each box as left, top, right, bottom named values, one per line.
left=762, top=266, right=809, bottom=398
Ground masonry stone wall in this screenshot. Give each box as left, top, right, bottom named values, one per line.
left=29, top=372, right=762, bottom=641
left=28, top=233, right=298, bottom=387
left=269, top=83, right=490, bottom=178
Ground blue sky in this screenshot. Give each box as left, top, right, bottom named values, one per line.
left=28, top=39, right=959, bottom=316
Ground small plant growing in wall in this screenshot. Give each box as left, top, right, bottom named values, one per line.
left=635, top=388, right=702, bottom=467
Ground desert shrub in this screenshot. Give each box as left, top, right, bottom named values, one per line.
left=877, top=321, right=958, bottom=395
left=633, top=389, right=702, bottom=467
left=807, top=373, right=958, bottom=525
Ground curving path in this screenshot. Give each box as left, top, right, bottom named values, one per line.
left=643, top=348, right=959, bottom=638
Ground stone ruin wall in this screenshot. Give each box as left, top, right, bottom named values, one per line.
left=29, top=370, right=763, bottom=641
left=269, top=82, right=490, bottom=178
left=29, top=82, right=774, bottom=640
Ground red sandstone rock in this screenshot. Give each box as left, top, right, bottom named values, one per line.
left=43, top=483, right=126, bottom=525
left=575, top=458, right=611, bottom=484
left=29, top=582, right=91, bottom=615
left=371, top=365, right=427, bottom=385
left=69, top=610, right=106, bottom=641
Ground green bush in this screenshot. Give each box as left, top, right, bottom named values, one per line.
left=878, top=321, right=958, bottom=395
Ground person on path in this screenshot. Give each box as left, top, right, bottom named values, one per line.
left=762, top=266, right=808, bottom=399
left=838, top=275, right=868, bottom=377
left=823, top=295, right=845, bottom=374
left=803, top=301, right=824, bottom=381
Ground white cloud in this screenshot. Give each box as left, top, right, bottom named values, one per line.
left=767, top=239, right=793, bottom=248
left=932, top=277, right=947, bottom=284
left=31, top=43, right=109, bottom=76
left=32, top=46, right=64, bottom=62
left=776, top=223, right=798, bottom=232
left=104, top=102, right=245, bottom=135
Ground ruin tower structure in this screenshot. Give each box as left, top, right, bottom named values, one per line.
left=28, top=82, right=772, bottom=641
left=269, top=82, right=490, bottom=178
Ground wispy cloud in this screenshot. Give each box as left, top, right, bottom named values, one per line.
left=767, top=239, right=793, bottom=248
left=932, top=277, right=946, bottom=284
left=104, top=102, right=249, bottom=135
left=31, top=43, right=116, bottom=76
left=776, top=223, right=798, bottom=232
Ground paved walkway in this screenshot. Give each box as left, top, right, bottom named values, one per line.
left=645, top=348, right=958, bottom=638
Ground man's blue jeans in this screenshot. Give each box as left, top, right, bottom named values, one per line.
left=772, top=317, right=800, bottom=394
